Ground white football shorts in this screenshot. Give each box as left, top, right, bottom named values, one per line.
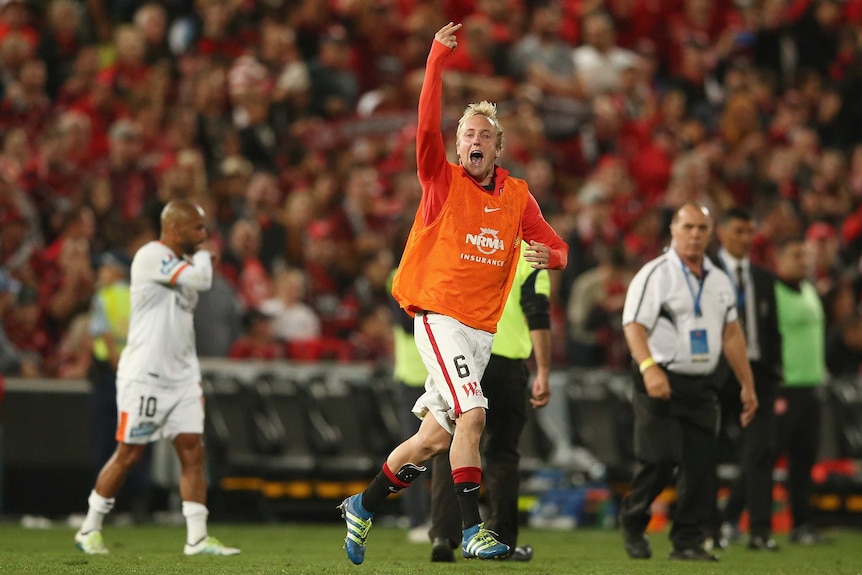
left=411, top=312, right=493, bottom=435
left=115, top=378, right=205, bottom=444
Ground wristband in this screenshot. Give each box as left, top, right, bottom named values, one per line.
left=639, top=357, right=656, bottom=374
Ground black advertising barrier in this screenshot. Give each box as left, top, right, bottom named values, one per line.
left=0, top=361, right=857, bottom=520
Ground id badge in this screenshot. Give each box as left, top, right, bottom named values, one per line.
left=689, top=329, right=709, bottom=362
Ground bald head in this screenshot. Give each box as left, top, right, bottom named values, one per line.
left=671, top=202, right=713, bottom=265
left=161, top=199, right=203, bottom=227
left=160, top=200, right=207, bottom=256
left=672, top=202, right=711, bottom=225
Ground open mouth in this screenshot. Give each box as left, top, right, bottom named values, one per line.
left=469, top=150, right=484, bottom=166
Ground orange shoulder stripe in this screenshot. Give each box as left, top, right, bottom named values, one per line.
left=169, top=262, right=190, bottom=286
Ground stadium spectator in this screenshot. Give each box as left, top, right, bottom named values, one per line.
left=229, top=56, right=279, bottom=173
left=193, top=243, right=243, bottom=359
left=228, top=307, right=283, bottom=360
left=347, top=303, right=392, bottom=363
left=193, top=0, right=248, bottom=63
left=210, top=155, right=252, bottom=233
left=559, top=179, right=616, bottom=313
left=132, top=3, right=171, bottom=67
left=753, top=0, right=794, bottom=88
left=567, top=244, right=632, bottom=368
left=508, top=3, right=577, bottom=93
left=0, top=0, right=38, bottom=54
left=102, top=25, right=151, bottom=101
left=142, top=149, right=206, bottom=235
left=350, top=248, right=395, bottom=314
left=0, top=266, right=36, bottom=376
left=0, top=198, right=39, bottom=277
left=793, top=0, right=841, bottom=79
left=805, top=221, right=841, bottom=296
left=240, top=171, right=287, bottom=274
left=37, top=207, right=96, bottom=360
left=281, top=190, right=314, bottom=267
left=260, top=267, right=321, bottom=344
left=192, top=65, right=233, bottom=179
left=220, top=217, right=272, bottom=310
left=573, top=11, right=638, bottom=97
left=3, top=283, right=45, bottom=375
left=307, top=25, right=358, bottom=119
left=103, top=119, right=157, bottom=222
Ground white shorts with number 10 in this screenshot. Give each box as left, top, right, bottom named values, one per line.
left=411, top=312, right=493, bottom=435
left=115, top=377, right=205, bottom=444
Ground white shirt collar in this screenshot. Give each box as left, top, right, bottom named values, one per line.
left=670, top=246, right=716, bottom=274
left=718, top=248, right=749, bottom=272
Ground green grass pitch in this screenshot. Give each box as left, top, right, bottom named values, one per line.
left=0, top=523, right=860, bottom=574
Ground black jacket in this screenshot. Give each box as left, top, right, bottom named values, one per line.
left=715, top=260, right=783, bottom=390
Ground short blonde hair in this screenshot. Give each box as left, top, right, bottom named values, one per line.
left=456, top=100, right=504, bottom=152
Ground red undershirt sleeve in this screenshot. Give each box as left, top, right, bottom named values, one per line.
left=521, top=193, right=569, bottom=270
left=417, top=41, right=454, bottom=226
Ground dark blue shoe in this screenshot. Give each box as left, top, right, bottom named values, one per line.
left=461, top=523, right=510, bottom=559
left=338, top=494, right=373, bottom=565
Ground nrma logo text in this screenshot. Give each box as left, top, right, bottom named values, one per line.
left=465, top=228, right=505, bottom=255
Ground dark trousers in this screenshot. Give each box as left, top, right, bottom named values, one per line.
left=620, top=367, right=720, bottom=551
left=775, top=386, right=821, bottom=528
left=429, top=355, right=529, bottom=547
left=396, top=381, right=430, bottom=528
left=721, top=363, right=778, bottom=538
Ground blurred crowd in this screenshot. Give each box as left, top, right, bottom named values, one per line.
left=2, top=0, right=862, bottom=378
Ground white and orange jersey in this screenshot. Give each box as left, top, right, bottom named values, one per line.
left=116, top=241, right=213, bottom=386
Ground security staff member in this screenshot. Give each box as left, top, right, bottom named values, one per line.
left=620, top=203, right=758, bottom=562
left=88, top=252, right=133, bottom=468
left=773, top=237, right=825, bottom=545
left=715, top=208, right=782, bottom=551
left=428, top=242, right=552, bottom=563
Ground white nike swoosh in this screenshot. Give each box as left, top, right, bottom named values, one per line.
left=484, top=207, right=501, bottom=213
left=462, top=485, right=481, bottom=493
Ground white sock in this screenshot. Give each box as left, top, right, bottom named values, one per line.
left=80, top=490, right=114, bottom=534
left=182, top=501, right=208, bottom=545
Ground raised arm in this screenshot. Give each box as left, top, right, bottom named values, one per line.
left=417, top=22, right=461, bottom=225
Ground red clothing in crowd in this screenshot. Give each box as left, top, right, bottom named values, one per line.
left=98, top=63, right=151, bottom=98
left=663, top=1, right=739, bottom=76
left=195, top=36, right=249, bottom=62
left=228, top=337, right=283, bottom=360
left=69, top=95, right=130, bottom=162
left=106, top=164, right=158, bottom=222
left=0, top=22, right=38, bottom=51
left=607, top=0, right=669, bottom=49
left=222, top=256, right=273, bottom=310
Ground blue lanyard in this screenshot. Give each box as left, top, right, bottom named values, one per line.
left=679, top=254, right=707, bottom=318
